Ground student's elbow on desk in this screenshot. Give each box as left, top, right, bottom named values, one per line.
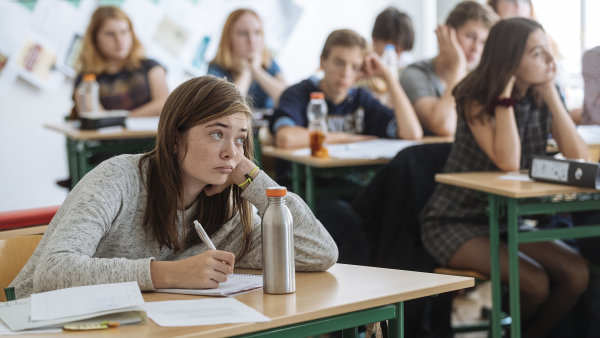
left=429, top=122, right=455, bottom=138
left=295, top=248, right=338, bottom=271
left=275, top=128, right=307, bottom=148
left=494, top=159, right=520, bottom=173
left=397, top=124, right=423, bottom=140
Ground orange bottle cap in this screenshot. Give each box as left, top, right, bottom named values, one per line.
left=266, top=187, right=287, bottom=197
left=82, top=73, right=96, bottom=82
left=310, top=92, right=324, bottom=100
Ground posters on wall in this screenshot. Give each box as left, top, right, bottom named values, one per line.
left=0, top=0, right=303, bottom=94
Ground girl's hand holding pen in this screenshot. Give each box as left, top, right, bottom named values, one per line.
left=150, top=221, right=235, bottom=290
left=150, top=250, right=235, bottom=289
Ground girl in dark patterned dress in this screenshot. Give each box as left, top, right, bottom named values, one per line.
left=420, top=18, right=588, bottom=338
left=70, top=6, right=169, bottom=119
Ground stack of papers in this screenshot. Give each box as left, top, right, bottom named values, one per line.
left=0, top=282, right=145, bottom=332
left=293, top=139, right=418, bottom=159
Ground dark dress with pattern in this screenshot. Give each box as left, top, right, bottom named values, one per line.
left=70, top=59, right=163, bottom=119
left=419, top=93, right=550, bottom=266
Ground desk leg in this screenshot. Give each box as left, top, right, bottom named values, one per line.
left=292, top=163, right=302, bottom=198
left=387, top=302, right=404, bottom=338
left=489, top=194, right=503, bottom=338
left=66, top=138, right=79, bottom=188
left=305, top=166, right=315, bottom=211
left=507, top=198, right=521, bottom=337
left=75, top=140, right=88, bottom=187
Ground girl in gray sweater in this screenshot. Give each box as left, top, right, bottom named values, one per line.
left=11, top=76, right=338, bottom=299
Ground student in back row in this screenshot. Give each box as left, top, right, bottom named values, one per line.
left=208, top=8, right=286, bottom=109
left=420, top=18, right=588, bottom=338
left=269, top=29, right=421, bottom=264
left=70, top=6, right=169, bottom=120
left=360, top=6, right=415, bottom=106
left=271, top=28, right=422, bottom=149
left=400, top=1, right=498, bottom=136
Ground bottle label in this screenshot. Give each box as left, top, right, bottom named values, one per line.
left=309, top=130, right=325, bottom=156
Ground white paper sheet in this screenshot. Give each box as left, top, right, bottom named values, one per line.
left=577, top=125, right=600, bottom=145
left=0, top=319, right=61, bottom=335
left=142, top=298, right=270, bottom=327
left=30, top=282, right=144, bottom=322
left=125, top=117, right=159, bottom=131
left=292, top=139, right=419, bottom=159
left=498, top=172, right=534, bottom=182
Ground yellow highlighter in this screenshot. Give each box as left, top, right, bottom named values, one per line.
left=64, top=321, right=120, bottom=331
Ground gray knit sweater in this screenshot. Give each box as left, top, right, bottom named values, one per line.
left=10, top=154, right=338, bottom=299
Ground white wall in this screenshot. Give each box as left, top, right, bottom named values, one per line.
left=0, top=0, right=439, bottom=212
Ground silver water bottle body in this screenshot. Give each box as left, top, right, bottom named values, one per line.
left=262, top=188, right=295, bottom=294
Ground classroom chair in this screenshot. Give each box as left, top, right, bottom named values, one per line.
left=0, top=235, right=42, bottom=301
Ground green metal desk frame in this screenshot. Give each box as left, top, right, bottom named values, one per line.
left=290, top=162, right=383, bottom=211
left=236, top=302, right=403, bottom=338
left=66, top=137, right=155, bottom=188
left=487, top=193, right=600, bottom=338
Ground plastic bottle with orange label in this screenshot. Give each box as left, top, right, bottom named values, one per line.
left=76, top=73, right=99, bottom=114
left=307, top=92, right=328, bottom=157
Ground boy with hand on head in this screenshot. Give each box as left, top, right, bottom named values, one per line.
left=269, top=29, right=421, bottom=266
left=400, top=1, right=498, bottom=136
left=270, top=28, right=422, bottom=150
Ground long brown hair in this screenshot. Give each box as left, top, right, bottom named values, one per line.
left=140, top=76, right=255, bottom=256
left=211, top=9, right=271, bottom=73
left=77, top=6, right=145, bottom=74
left=453, top=17, right=543, bottom=122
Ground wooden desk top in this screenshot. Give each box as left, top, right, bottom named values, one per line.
left=18, top=264, right=472, bottom=337
left=261, top=136, right=453, bottom=168
left=44, top=122, right=157, bottom=141
left=436, top=171, right=599, bottom=199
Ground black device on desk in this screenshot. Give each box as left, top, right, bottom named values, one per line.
left=79, top=110, right=128, bottom=130
left=529, top=155, right=600, bottom=189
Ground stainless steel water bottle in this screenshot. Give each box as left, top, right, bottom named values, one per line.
left=262, top=186, right=295, bottom=294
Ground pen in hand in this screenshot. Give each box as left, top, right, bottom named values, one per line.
left=194, top=220, right=216, bottom=250
left=194, top=220, right=233, bottom=277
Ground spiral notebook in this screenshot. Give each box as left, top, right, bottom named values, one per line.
left=156, top=274, right=263, bottom=297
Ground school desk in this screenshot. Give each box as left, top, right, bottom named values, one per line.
left=435, top=172, right=600, bottom=338
left=46, top=117, right=268, bottom=188
left=13, top=263, right=472, bottom=338
left=261, top=136, right=453, bottom=210
left=45, top=122, right=156, bottom=188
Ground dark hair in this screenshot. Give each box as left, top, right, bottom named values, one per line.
left=372, top=7, right=414, bottom=51
left=140, top=76, right=254, bottom=256
left=321, top=29, right=367, bottom=60
left=446, top=0, right=498, bottom=30
left=453, top=17, right=543, bottom=122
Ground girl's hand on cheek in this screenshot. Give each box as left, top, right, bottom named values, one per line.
left=204, top=156, right=255, bottom=196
